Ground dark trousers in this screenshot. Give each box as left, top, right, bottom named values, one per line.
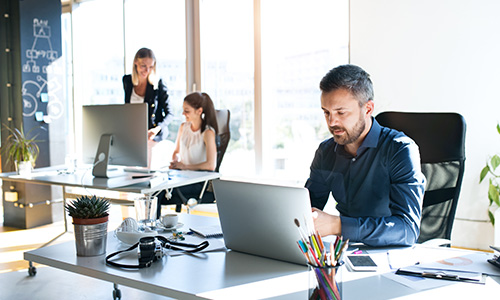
left=156, top=182, right=215, bottom=218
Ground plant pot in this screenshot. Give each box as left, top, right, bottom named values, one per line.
left=72, top=216, right=109, bottom=256
left=16, top=160, right=32, bottom=176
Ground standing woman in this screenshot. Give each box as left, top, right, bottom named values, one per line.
left=123, top=48, right=172, bottom=166
left=158, top=92, right=219, bottom=214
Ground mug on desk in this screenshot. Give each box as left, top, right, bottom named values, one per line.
left=160, top=214, right=178, bottom=228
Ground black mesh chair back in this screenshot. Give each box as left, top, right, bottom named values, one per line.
left=375, top=112, right=466, bottom=243
left=215, top=109, right=231, bottom=172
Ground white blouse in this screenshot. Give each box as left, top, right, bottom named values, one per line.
left=130, top=88, right=144, bottom=104
left=179, top=122, right=215, bottom=165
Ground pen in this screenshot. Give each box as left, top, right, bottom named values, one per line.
left=387, top=251, right=393, bottom=270
left=350, top=248, right=361, bottom=254
left=316, top=231, right=325, bottom=251
left=296, top=241, right=312, bottom=265
left=334, top=239, right=349, bottom=263
left=334, top=236, right=342, bottom=257
left=311, top=235, right=322, bottom=260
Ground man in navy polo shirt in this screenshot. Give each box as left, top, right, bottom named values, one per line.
left=306, top=64, right=426, bottom=247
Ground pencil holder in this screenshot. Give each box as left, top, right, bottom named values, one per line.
left=308, top=262, right=343, bottom=300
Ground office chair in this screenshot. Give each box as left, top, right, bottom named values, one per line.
left=215, top=109, right=231, bottom=172
left=169, top=109, right=231, bottom=213
left=375, top=112, right=466, bottom=245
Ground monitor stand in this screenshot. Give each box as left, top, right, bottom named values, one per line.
left=92, top=134, right=125, bottom=178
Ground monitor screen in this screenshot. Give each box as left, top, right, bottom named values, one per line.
left=82, top=104, right=148, bottom=176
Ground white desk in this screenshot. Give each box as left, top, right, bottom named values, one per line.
left=0, top=165, right=220, bottom=194
left=0, top=166, right=220, bottom=249
left=23, top=214, right=500, bottom=300
left=24, top=214, right=309, bottom=300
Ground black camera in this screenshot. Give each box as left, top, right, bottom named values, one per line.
left=138, top=236, right=164, bottom=267
left=106, top=235, right=209, bottom=269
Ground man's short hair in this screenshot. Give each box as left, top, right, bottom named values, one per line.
left=320, top=64, right=374, bottom=106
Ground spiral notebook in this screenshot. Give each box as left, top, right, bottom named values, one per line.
left=189, top=225, right=224, bottom=238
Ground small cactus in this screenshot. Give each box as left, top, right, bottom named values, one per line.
left=65, top=195, right=110, bottom=219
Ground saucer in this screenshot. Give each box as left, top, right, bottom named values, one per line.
left=155, top=220, right=184, bottom=231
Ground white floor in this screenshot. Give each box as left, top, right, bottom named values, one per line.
left=0, top=266, right=174, bottom=300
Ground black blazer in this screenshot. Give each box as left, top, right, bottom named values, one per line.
left=122, top=74, right=171, bottom=141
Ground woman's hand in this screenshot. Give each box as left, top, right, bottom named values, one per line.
left=148, top=127, right=161, bottom=140
left=169, top=159, right=185, bottom=170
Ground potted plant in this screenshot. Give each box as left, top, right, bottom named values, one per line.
left=480, top=123, right=500, bottom=226
left=3, top=124, right=40, bottom=175
left=65, top=195, right=110, bottom=256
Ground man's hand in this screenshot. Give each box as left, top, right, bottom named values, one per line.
left=312, top=207, right=341, bottom=236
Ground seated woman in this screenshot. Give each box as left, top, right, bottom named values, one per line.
left=157, top=92, right=219, bottom=216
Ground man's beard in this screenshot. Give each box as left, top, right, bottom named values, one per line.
left=329, top=114, right=366, bottom=145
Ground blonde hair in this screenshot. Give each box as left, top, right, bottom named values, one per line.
left=131, top=48, right=157, bottom=88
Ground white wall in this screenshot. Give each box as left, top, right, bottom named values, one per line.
left=350, top=0, right=500, bottom=249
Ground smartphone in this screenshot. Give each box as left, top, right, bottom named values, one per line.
left=346, top=254, right=377, bottom=271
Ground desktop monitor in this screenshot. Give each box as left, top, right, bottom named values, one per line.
left=82, top=104, right=148, bottom=178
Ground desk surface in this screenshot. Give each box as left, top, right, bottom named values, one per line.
left=24, top=214, right=500, bottom=300
left=0, top=166, right=220, bottom=194
left=24, top=214, right=309, bottom=300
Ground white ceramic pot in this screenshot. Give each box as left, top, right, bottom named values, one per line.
left=16, top=161, right=33, bottom=176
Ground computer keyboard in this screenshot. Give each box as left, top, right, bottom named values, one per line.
left=123, top=167, right=154, bottom=174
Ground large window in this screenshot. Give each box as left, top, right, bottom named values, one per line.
left=67, top=0, right=348, bottom=183
left=124, top=0, right=186, bottom=142
left=71, top=0, right=187, bottom=160
left=200, top=0, right=255, bottom=175
left=260, top=0, right=349, bottom=183
left=72, top=0, right=124, bottom=106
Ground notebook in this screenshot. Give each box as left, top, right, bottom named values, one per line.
left=189, top=225, right=224, bottom=238
left=213, top=179, right=314, bottom=266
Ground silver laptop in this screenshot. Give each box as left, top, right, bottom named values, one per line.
left=213, top=179, right=314, bottom=266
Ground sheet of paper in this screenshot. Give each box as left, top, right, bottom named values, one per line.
left=420, top=252, right=500, bottom=276
left=382, top=270, right=454, bottom=291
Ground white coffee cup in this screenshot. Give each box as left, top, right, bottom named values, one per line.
left=160, top=214, right=179, bottom=228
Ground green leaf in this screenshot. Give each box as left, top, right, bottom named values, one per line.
left=488, top=210, right=495, bottom=226
left=480, top=166, right=490, bottom=182
left=489, top=183, right=500, bottom=207
left=497, top=123, right=500, bottom=135
left=492, top=155, right=500, bottom=171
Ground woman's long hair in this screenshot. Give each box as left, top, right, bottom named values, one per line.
left=184, top=92, right=219, bottom=135
left=131, top=47, right=157, bottom=88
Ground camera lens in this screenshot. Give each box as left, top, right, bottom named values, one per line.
left=139, top=236, right=155, bottom=247
left=139, top=236, right=156, bottom=266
